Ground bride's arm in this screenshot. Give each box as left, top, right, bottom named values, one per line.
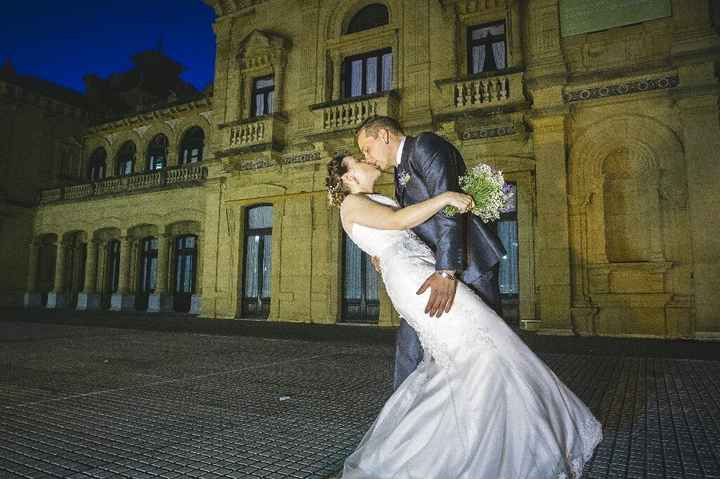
left=341, top=192, right=473, bottom=231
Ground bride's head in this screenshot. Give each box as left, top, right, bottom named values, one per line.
left=326, top=154, right=381, bottom=207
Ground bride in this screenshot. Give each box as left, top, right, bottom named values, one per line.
left=326, top=154, right=602, bottom=478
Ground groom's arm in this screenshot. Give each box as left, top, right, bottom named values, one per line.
left=414, top=134, right=467, bottom=274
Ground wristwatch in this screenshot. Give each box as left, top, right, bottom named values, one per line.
left=437, top=270, right=456, bottom=280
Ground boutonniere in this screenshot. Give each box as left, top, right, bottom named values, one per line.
left=398, top=171, right=412, bottom=187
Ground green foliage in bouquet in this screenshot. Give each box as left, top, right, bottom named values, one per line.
left=443, top=163, right=512, bottom=223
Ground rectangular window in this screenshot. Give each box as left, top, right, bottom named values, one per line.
left=468, top=21, right=506, bottom=75
left=498, top=183, right=518, bottom=297
left=343, top=48, right=393, bottom=98
left=252, top=75, right=275, bottom=117
left=243, top=205, right=273, bottom=319
left=342, top=232, right=380, bottom=323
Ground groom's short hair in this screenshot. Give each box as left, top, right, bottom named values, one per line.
left=356, top=115, right=404, bottom=139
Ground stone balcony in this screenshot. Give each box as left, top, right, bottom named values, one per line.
left=38, top=164, right=208, bottom=204
left=219, top=114, right=287, bottom=154
left=434, top=69, right=527, bottom=117
left=309, top=90, right=400, bottom=136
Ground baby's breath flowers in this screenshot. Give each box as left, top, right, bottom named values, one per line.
left=443, top=163, right=513, bottom=223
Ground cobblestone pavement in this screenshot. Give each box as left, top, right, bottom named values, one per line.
left=1, top=317, right=719, bottom=479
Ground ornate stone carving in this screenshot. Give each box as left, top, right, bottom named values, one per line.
left=564, top=75, right=679, bottom=103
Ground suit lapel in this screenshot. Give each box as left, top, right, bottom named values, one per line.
left=396, top=136, right=415, bottom=207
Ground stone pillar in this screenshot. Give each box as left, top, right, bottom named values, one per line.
left=332, top=53, right=342, bottom=101
left=77, top=240, right=100, bottom=310
left=530, top=114, right=573, bottom=335
left=148, top=233, right=173, bottom=312
left=111, top=236, right=134, bottom=311
left=23, top=241, right=42, bottom=308
left=676, top=78, right=720, bottom=338
left=273, top=54, right=285, bottom=112
left=46, top=240, right=66, bottom=309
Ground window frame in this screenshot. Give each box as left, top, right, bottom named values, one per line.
left=88, top=147, right=107, bottom=181
left=251, top=75, right=275, bottom=118
left=179, top=127, right=205, bottom=165
left=242, top=204, right=273, bottom=319
left=341, top=231, right=380, bottom=324
left=345, top=3, right=390, bottom=35
left=342, top=47, right=393, bottom=99
left=115, top=141, right=136, bottom=177
left=146, top=134, right=169, bottom=171
left=467, top=20, right=507, bottom=76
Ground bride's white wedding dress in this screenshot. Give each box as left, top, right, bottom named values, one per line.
left=342, top=194, right=602, bottom=479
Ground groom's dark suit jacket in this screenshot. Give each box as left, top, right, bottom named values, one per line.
left=395, top=133, right=506, bottom=284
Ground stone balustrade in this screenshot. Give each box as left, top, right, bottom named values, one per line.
left=436, top=70, right=526, bottom=114
left=310, top=91, right=400, bottom=135
left=229, top=118, right=267, bottom=147
left=38, top=165, right=208, bottom=204
left=223, top=114, right=287, bottom=151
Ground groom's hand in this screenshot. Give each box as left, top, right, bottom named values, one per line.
left=416, top=272, right=457, bottom=318
left=371, top=256, right=381, bottom=273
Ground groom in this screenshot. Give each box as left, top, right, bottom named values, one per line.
left=355, top=116, right=506, bottom=389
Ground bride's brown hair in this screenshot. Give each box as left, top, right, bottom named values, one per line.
left=325, top=154, right=349, bottom=207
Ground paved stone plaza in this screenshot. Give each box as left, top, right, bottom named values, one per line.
left=1, top=313, right=719, bottom=478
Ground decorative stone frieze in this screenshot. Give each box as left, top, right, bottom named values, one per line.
left=564, top=75, right=679, bottom=103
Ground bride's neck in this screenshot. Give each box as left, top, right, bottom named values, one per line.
left=351, top=184, right=374, bottom=195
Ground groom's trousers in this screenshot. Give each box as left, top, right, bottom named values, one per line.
left=393, top=266, right=502, bottom=390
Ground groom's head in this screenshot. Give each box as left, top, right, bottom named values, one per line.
left=355, top=116, right=404, bottom=172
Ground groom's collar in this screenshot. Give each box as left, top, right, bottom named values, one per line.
left=395, top=136, right=406, bottom=166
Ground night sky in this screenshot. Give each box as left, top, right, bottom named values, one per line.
left=1, top=1, right=216, bottom=93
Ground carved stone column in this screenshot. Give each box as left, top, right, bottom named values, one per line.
left=23, top=241, right=42, bottom=308
left=677, top=89, right=720, bottom=338
left=111, top=236, right=135, bottom=311
left=529, top=113, right=574, bottom=335
left=273, top=57, right=285, bottom=113
left=46, top=240, right=66, bottom=309
left=148, top=234, right=173, bottom=312
left=77, top=240, right=100, bottom=310
left=332, top=53, right=342, bottom=101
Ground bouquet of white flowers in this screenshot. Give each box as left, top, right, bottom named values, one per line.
left=443, top=163, right=513, bottom=223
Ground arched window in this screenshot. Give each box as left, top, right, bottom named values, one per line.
left=88, top=147, right=107, bottom=181
left=179, top=127, right=205, bottom=165
left=146, top=134, right=168, bottom=171
left=115, top=141, right=136, bottom=177
left=346, top=4, right=389, bottom=34
left=242, top=205, right=272, bottom=319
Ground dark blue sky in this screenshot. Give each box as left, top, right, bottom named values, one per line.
left=1, top=1, right=216, bottom=93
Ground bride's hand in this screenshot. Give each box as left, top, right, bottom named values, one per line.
left=443, top=192, right=474, bottom=213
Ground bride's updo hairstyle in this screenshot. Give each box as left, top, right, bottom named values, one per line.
left=326, top=153, right=349, bottom=207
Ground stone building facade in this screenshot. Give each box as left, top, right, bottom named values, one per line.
left=8, top=0, right=720, bottom=340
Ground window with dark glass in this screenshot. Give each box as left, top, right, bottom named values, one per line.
left=106, top=240, right=121, bottom=294
left=498, top=183, right=518, bottom=297
left=147, top=134, right=168, bottom=171
left=179, top=127, right=205, bottom=165
left=346, top=3, right=389, bottom=34
left=343, top=48, right=393, bottom=98
left=342, top=232, right=380, bottom=323
left=115, top=141, right=136, bottom=177
left=242, top=205, right=272, bottom=319
left=468, top=21, right=507, bottom=75
left=136, top=237, right=158, bottom=311
left=173, top=235, right=197, bottom=313
left=252, top=75, right=275, bottom=117
left=88, top=147, right=107, bottom=181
